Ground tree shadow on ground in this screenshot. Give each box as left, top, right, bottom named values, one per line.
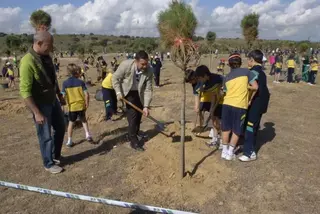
left=186, top=149, right=218, bottom=177
left=256, top=122, right=276, bottom=153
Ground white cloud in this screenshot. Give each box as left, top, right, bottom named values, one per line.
left=0, top=0, right=320, bottom=41
left=0, top=7, right=22, bottom=33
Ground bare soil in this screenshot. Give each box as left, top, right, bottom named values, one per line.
left=0, top=54, right=319, bottom=214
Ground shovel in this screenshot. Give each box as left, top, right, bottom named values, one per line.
left=121, top=98, right=173, bottom=137
left=192, top=113, right=211, bottom=134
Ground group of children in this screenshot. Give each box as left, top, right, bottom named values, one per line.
left=186, top=50, right=270, bottom=162
left=270, top=53, right=318, bottom=85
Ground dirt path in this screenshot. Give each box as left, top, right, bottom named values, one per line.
left=0, top=55, right=319, bottom=214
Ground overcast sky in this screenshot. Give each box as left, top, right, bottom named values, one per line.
left=0, top=0, right=319, bottom=41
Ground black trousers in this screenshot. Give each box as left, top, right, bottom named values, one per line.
left=102, top=87, right=117, bottom=120
left=287, top=68, right=294, bottom=83
left=269, top=63, right=275, bottom=75
left=154, top=70, right=160, bottom=86
left=125, top=91, right=143, bottom=145
left=309, top=71, right=317, bottom=84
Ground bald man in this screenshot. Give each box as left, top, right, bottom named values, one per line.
left=20, top=31, right=66, bottom=174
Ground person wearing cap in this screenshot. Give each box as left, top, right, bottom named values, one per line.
left=217, top=59, right=225, bottom=75
left=112, top=50, right=153, bottom=151
left=221, top=53, right=259, bottom=161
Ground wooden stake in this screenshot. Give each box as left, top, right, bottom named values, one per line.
left=180, top=76, right=186, bottom=179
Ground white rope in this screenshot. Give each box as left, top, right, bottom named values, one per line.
left=0, top=180, right=198, bottom=214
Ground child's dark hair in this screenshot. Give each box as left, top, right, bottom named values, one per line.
left=228, top=53, right=242, bottom=69
left=185, top=69, right=195, bottom=83
left=102, top=60, right=107, bottom=66
left=289, top=54, right=295, bottom=59
left=194, top=65, right=211, bottom=78
left=53, top=58, right=57, bottom=62
left=67, top=63, right=81, bottom=76
left=247, top=50, right=263, bottom=64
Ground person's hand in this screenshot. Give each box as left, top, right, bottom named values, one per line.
left=34, top=112, right=45, bottom=125
left=143, top=107, right=149, bottom=117
left=58, top=94, right=66, bottom=106
left=117, top=93, right=123, bottom=101
left=85, top=102, right=89, bottom=109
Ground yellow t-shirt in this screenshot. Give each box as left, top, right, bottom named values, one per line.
left=223, top=68, right=258, bottom=109
left=102, top=73, right=113, bottom=89
left=7, top=68, right=14, bottom=76
left=311, top=62, right=318, bottom=71
left=287, top=59, right=295, bottom=68
left=275, top=62, right=282, bottom=69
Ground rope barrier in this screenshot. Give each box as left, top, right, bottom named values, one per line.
left=0, top=180, right=198, bottom=214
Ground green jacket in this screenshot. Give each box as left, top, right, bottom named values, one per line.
left=19, top=49, right=57, bottom=105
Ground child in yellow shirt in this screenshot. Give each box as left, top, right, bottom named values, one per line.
left=6, top=62, right=16, bottom=89
left=101, top=67, right=117, bottom=121
left=286, top=54, right=296, bottom=83
left=273, top=55, right=282, bottom=83
left=308, top=59, right=318, bottom=85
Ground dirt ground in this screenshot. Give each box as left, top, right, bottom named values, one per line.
left=0, top=54, right=320, bottom=214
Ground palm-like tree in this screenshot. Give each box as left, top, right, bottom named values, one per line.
left=158, top=0, right=200, bottom=178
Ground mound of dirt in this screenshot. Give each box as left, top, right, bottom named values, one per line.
left=0, top=99, right=28, bottom=115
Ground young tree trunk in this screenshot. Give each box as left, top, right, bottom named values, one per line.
left=180, top=74, right=186, bottom=179
left=209, top=49, right=212, bottom=71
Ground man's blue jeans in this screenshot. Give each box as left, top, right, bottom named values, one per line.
left=34, top=99, right=65, bottom=168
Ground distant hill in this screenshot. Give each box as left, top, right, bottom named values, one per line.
left=0, top=33, right=319, bottom=57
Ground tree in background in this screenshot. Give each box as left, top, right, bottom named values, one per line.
left=51, top=28, right=57, bottom=35
left=299, top=42, right=310, bottom=54
left=241, top=13, right=259, bottom=50
left=206, top=31, right=216, bottom=70
left=6, top=35, right=22, bottom=50
left=30, top=10, right=52, bottom=32
left=158, top=0, right=200, bottom=179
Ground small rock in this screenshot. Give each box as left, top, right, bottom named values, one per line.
left=219, top=202, right=224, bottom=206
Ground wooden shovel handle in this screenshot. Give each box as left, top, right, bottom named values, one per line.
left=121, top=98, right=162, bottom=126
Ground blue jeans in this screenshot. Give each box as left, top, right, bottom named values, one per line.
left=34, top=99, right=65, bottom=168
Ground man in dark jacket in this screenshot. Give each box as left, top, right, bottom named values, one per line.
left=239, top=50, right=270, bottom=162
left=152, top=57, right=162, bottom=88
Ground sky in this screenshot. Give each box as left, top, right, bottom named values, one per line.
left=0, top=0, right=320, bottom=41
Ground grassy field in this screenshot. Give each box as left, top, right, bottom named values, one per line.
left=0, top=54, right=319, bottom=213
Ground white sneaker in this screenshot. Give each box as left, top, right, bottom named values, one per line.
left=45, top=165, right=63, bottom=174
left=221, top=151, right=228, bottom=159
left=66, top=141, right=74, bottom=148
left=209, top=128, right=214, bottom=138
left=239, top=152, right=257, bottom=162
left=225, top=153, right=236, bottom=161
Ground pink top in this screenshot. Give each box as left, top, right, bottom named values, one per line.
left=269, top=55, right=275, bottom=64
